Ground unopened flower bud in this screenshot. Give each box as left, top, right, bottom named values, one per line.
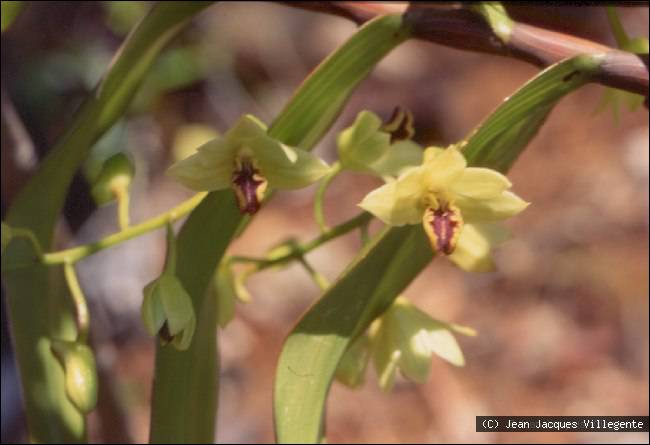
left=51, top=340, right=98, bottom=414
left=91, top=153, right=135, bottom=205
left=141, top=274, right=196, bottom=350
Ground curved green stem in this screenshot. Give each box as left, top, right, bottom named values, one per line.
left=231, top=211, right=373, bottom=271
left=298, top=257, right=330, bottom=291
left=359, top=218, right=371, bottom=246
left=63, top=262, right=89, bottom=344
left=114, top=186, right=131, bottom=231
left=11, top=228, right=44, bottom=257
left=292, top=211, right=372, bottom=259
left=313, top=162, right=342, bottom=232
left=42, top=193, right=206, bottom=266
left=163, top=223, right=177, bottom=276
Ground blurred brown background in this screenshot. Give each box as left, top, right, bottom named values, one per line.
left=1, top=2, right=648, bottom=444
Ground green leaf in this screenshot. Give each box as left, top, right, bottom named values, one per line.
left=1, top=221, right=12, bottom=255
left=1, top=1, right=24, bottom=32
left=149, top=192, right=238, bottom=444
left=274, top=54, right=603, bottom=443
left=622, top=36, right=649, bottom=55
left=150, top=13, right=412, bottom=443
left=462, top=54, right=603, bottom=173
left=214, top=260, right=238, bottom=328
left=471, top=3, right=513, bottom=43
left=335, top=334, right=371, bottom=389
left=2, top=3, right=212, bottom=442
left=268, top=14, right=411, bottom=148
left=275, top=227, right=433, bottom=443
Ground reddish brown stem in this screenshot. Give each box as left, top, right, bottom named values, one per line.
left=280, top=2, right=649, bottom=99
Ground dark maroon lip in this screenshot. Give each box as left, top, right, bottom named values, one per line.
left=232, top=159, right=266, bottom=215
left=427, top=206, right=461, bottom=255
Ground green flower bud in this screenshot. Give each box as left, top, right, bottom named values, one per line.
left=91, top=153, right=135, bottom=205
left=141, top=274, right=196, bottom=350
left=51, top=340, right=98, bottom=414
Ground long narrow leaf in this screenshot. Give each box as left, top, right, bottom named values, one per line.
left=1, top=1, right=24, bottom=32
left=462, top=54, right=603, bottom=170
left=149, top=14, right=411, bottom=443
left=149, top=193, right=238, bottom=443
left=3, top=3, right=212, bottom=442
left=273, top=53, right=604, bottom=444
left=269, top=14, right=411, bottom=148
left=275, top=227, right=432, bottom=443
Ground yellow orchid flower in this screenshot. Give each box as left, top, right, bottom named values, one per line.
left=360, top=146, right=528, bottom=271
left=337, top=109, right=422, bottom=178
left=167, top=114, right=330, bottom=214
left=369, top=297, right=472, bottom=391
left=335, top=297, right=474, bottom=391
